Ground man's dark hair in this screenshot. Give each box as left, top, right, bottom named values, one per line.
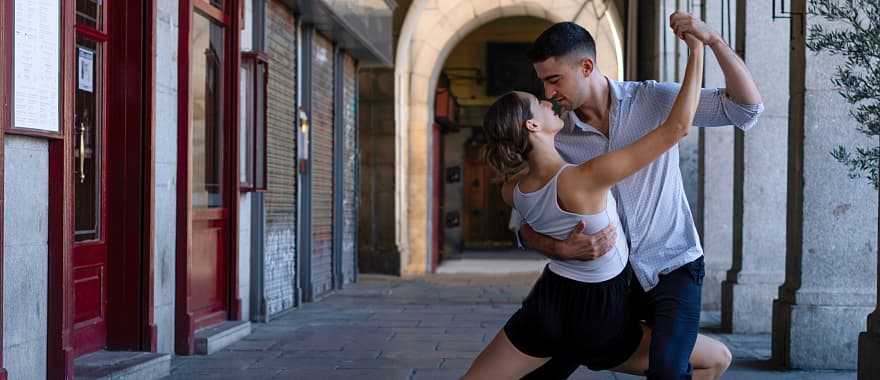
left=527, top=22, right=597, bottom=64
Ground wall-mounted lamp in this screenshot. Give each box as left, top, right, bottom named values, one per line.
left=772, top=0, right=793, bottom=20
left=299, top=108, right=309, bottom=135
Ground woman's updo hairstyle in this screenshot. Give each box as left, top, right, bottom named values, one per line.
left=482, top=92, right=534, bottom=181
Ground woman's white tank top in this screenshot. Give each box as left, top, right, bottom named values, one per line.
left=513, top=164, right=629, bottom=283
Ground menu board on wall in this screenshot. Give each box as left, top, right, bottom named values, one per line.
left=13, top=0, right=61, bottom=133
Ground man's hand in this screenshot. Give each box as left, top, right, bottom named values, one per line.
left=555, top=221, right=617, bottom=261
left=669, top=11, right=722, bottom=46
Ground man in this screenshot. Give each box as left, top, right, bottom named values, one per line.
left=518, top=13, right=762, bottom=379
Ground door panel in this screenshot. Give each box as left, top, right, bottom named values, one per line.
left=462, top=136, right=513, bottom=249
left=72, top=1, right=108, bottom=356
left=189, top=10, right=229, bottom=330
left=191, top=211, right=227, bottom=328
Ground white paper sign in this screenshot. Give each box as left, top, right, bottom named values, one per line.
left=14, top=0, right=61, bottom=133
left=78, top=48, right=95, bottom=93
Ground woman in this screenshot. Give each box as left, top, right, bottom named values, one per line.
left=463, top=34, right=730, bottom=380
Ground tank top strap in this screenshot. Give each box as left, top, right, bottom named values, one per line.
left=548, top=163, right=575, bottom=195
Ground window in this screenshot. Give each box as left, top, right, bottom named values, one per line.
left=486, top=42, right=543, bottom=97
left=191, top=11, right=226, bottom=207
left=240, top=52, right=268, bottom=192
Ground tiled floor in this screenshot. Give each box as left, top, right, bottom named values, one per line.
left=162, top=273, right=857, bottom=380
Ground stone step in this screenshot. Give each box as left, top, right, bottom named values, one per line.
left=194, top=320, right=252, bottom=355
left=74, top=350, right=171, bottom=380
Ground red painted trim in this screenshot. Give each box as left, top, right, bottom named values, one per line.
left=48, top=0, right=77, bottom=377
left=74, top=24, right=108, bottom=42
left=143, top=0, right=158, bottom=353
left=4, top=129, right=65, bottom=140
left=176, top=0, right=196, bottom=355
left=226, top=0, right=242, bottom=322
left=194, top=0, right=227, bottom=25
left=101, top=0, right=156, bottom=353
left=0, top=0, right=8, bottom=376
left=240, top=52, right=269, bottom=192
left=72, top=0, right=111, bottom=355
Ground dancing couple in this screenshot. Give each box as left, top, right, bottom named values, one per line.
left=464, top=11, right=763, bottom=380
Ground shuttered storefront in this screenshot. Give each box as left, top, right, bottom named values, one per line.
left=341, top=55, right=358, bottom=284
left=310, top=33, right=335, bottom=297
left=263, top=0, right=298, bottom=315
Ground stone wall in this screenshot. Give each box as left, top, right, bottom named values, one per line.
left=3, top=136, right=48, bottom=380
left=153, top=0, right=179, bottom=354
left=357, top=68, right=400, bottom=274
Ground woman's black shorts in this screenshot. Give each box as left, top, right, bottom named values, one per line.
left=503, top=264, right=644, bottom=371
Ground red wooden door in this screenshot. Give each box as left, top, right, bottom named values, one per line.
left=462, top=137, right=513, bottom=249
left=188, top=8, right=230, bottom=330
left=72, top=0, right=110, bottom=357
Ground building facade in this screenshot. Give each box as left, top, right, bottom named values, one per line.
left=0, top=0, right=393, bottom=378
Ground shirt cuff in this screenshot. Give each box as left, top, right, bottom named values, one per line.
left=722, top=92, right=765, bottom=131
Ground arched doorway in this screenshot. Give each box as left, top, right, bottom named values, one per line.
left=432, top=17, right=551, bottom=269
left=395, top=0, right=625, bottom=274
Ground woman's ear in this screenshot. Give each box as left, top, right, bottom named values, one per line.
left=524, top=119, right=541, bottom=132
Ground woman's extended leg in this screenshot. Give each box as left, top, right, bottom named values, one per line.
left=461, top=330, right=550, bottom=380
left=689, top=334, right=732, bottom=380
left=611, top=326, right=732, bottom=380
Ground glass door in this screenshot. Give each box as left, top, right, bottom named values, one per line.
left=72, top=0, right=109, bottom=357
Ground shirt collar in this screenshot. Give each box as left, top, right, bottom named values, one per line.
left=568, top=77, right=629, bottom=134
left=608, top=77, right=631, bottom=102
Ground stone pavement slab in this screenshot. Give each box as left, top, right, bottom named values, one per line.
left=162, top=273, right=857, bottom=380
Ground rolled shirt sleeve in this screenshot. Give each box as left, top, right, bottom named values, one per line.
left=640, top=80, right=764, bottom=131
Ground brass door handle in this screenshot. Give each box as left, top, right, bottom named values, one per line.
left=78, top=121, right=86, bottom=183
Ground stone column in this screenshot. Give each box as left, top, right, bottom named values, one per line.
left=699, top=0, right=736, bottom=312
left=861, top=195, right=880, bottom=378
left=720, top=0, right=788, bottom=334
left=358, top=67, right=401, bottom=275
left=772, top=0, right=878, bottom=369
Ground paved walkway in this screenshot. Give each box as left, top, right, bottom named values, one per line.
left=163, top=273, right=856, bottom=379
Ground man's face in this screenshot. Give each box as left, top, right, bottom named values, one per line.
left=533, top=56, right=591, bottom=111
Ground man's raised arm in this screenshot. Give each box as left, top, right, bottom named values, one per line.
left=670, top=11, right=761, bottom=105
left=644, top=12, right=764, bottom=130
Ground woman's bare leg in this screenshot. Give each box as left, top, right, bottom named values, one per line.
left=689, top=334, right=732, bottom=380
left=611, top=326, right=732, bottom=380
left=461, top=330, right=549, bottom=380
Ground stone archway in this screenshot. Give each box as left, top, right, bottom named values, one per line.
left=395, top=0, right=625, bottom=275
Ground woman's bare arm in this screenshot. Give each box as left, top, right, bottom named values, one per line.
left=573, top=34, right=705, bottom=192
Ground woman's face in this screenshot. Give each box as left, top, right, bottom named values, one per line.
left=521, top=92, right=564, bottom=134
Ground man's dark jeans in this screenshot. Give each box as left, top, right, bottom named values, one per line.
left=522, top=257, right=705, bottom=380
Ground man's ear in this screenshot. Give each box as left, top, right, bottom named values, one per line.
left=580, top=58, right=594, bottom=77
